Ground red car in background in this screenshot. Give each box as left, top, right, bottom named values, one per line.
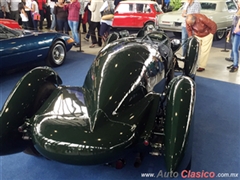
left=0, top=18, right=21, bottom=29
left=112, top=1, right=163, bottom=29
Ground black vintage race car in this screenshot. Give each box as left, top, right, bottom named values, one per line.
left=0, top=28, right=199, bottom=172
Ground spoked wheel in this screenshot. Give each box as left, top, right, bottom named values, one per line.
left=214, top=29, right=226, bottom=41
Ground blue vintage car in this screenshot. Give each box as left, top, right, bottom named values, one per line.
left=0, top=24, right=74, bottom=71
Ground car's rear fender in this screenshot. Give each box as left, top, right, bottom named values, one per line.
left=0, top=66, right=62, bottom=155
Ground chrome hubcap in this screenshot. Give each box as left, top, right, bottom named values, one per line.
left=52, top=44, right=65, bottom=64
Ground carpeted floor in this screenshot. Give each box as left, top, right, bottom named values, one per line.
left=0, top=52, right=239, bottom=180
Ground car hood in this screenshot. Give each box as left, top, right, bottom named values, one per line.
left=20, top=30, right=55, bottom=36
left=157, top=10, right=182, bottom=19
left=17, top=30, right=72, bottom=40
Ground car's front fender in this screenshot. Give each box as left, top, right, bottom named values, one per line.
left=164, top=75, right=196, bottom=172
left=184, top=37, right=199, bottom=78
left=0, top=66, right=62, bottom=155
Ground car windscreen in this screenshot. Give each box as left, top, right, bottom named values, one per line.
left=200, top=3, right=216, bottom=10
left=0, top=25, right=21, bottom=39
left=154, top=4, right=162, bottom=12
left=226, top=0, right=237, bottom=11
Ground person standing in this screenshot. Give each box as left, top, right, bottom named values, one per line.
left=81, top=1, right=88, bottom=34
left=24, top=0, right=34, bottom=29
left=44, top=1, right=51, bottom=29
left=0, top=0, right=10, bottom=18
left=77, top=0, right=84, bottom=33
left=83, top=1, right=91, bottom=41
left=49, top=0, right=57, bottom=31
left=185, top=14, right=217, bottom=72
left=0, top=5, right=10, bottom=18
left=64, top=0, right=80, bottom=47
left=8, top=0, right=21, bottom=22
left=54, top=0, right=68, bottom=34
left=156, top=0, right=165, bottom=11
left=181, top=0, right=201, bottom=58
left=30, top=0, right=39, bottom=31
left=225, top=1, right=240, bottom=62
left=38, top=0, right=46, bottom=30
left=88, top=0, right=103, bottom=48
left=227, top=18, right=240, bottom=72
left=19, top=2, right=29, bottom=29
left=99, top=0, right=114, bottom=42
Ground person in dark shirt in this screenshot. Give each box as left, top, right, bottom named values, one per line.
left=53, top=0, right=69, bottom=34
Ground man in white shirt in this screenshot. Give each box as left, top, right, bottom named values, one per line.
left=8, top=0, right=21, bottom=21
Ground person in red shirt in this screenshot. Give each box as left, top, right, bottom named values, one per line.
left=186, top=14, right=217, bottom=72
left=64, top=0, right=80, bottom=47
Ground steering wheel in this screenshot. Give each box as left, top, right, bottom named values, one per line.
left=141, top=32, right=170, bottom=49
left=141, top=33, right=154, bottom=44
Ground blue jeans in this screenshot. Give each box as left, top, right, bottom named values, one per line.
left=181, top=26, right=188, bottom=57
left=68, top=20, right=80, bottom=44
left=232, top=34, right=240, bottom=68
left=229, top=34, right=234, bottom=59
left=50, top=8, right=56, bottom=30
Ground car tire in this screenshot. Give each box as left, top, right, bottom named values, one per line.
left=47, top=40, right=66, bottom=67
left=144, top=22, right=154, bottom=29
left=214, top=29, right=226, bottom=41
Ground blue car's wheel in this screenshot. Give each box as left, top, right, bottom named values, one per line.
left=47, top=40, right=66, bottom=67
